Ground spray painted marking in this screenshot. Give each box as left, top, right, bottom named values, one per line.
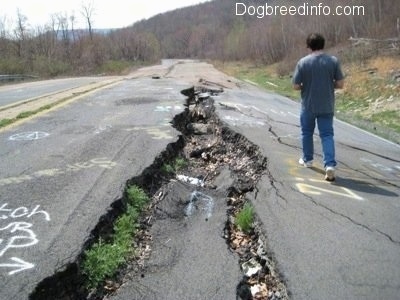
left=154, top=105, right=182, bottom=112
left=146, top=128, right=173, bottom=140
left=0, top=203, right=50, bottom=221
left=223, top=115, right=265, bottom=127
left=94, top=124, right=112, bottom=134
left=8, top=131, right=50, bottom=141
left=126, top=126, right=173, bottom=140
left=0, top=222, right=38, bottom=257
left=288, top=159, right=364, bottom=201
left=272, top=133, right=304, bottom=141
left=295, top=178, right=364, bottom=201
left=0, top=157, right=117, bottom=187
left=360, top=157, right=400, bottom=174
left=0, top=203, right=50, bottom=275
left=155, top=106, right=172, bottom=112
left=0, top=257, right=34, bottom=275
left=185, top=191, right=214, bottom=219
left=270, top=109, right=288, bottom=116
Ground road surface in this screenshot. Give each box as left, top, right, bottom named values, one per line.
left=0, top=76, right=120, bottom=108
left=214, top=83, right=400, bottom=299
left=1, top=60, right=399, bottom=300
left=0, top=63, right=189, bottom=299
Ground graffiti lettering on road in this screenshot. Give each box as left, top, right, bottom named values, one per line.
left=0, top=157, right=117, bottom=187
left=0, top=203, right=50, bottom=275
left=8, top=131, right=50, bottom=141
left=0, top=203, right=50, bottom=221
left=0, top=222, right=38, bottom=257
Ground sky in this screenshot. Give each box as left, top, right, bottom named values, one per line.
left=1, top=0, right=208, bottom=29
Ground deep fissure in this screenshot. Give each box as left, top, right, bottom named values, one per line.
left=29, top=86, right=288, bottom=300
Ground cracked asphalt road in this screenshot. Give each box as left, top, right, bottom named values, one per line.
left=214, top=85, right=400, bottom=299
left=1, top=60, right=399, bottom=299
left=0, top=64, right=189, bottom=299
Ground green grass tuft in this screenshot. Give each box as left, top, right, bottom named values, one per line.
left=82, top=185, right=149, bottom=289
left=161, top=157, right=188, bottom=174
left=235, top=203, right=254, bottom=233
left=0, top=119, right=13, bottom=128
left=173, top=157, right=187, bottom=172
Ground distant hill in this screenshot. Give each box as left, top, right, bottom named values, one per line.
left=127, top=0, right=400, bottom=63
left=1, top=0, right=398, bottom=77
left=54, top=28, right=117, bottom=40
left=131, top=0, right=235, bottom=59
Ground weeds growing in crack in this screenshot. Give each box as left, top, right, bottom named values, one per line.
left=82, top=186, right=149, bottom=291
left=161, top=157, right=188, bottom=174
left=227, top=193, right=288, bottom=300
left=235, top=202, right=255, bottom=234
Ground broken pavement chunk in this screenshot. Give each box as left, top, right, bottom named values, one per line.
left=242, top=258, right=262, bottom=277
left=176, top=174, right=204, bottom=187
left=186, top=123, right=212, bottom=135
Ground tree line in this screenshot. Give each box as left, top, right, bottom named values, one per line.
left=0, top=0, right=398, bottom=77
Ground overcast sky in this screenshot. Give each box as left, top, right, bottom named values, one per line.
left=1, top=0, right=209, bottom=29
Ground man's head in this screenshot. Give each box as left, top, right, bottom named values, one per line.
left=306, top=33, right=325, bottom=51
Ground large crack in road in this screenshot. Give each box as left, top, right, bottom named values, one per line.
left=29, top=86, right=288, bottom=300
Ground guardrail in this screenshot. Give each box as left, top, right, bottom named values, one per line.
left=0, top=75, right=38, bottom=83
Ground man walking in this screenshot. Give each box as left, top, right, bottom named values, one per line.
left=292, top=33, right=344, bottom=181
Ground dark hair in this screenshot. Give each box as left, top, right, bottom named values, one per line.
left=306, top=33, right=325, bottom=51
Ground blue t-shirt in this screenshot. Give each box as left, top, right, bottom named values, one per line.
left=293, top=53, right=344, bottom=114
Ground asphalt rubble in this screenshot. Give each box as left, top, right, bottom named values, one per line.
left=29, top=85, right=289, bottom=300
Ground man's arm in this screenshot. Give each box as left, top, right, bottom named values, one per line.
left=292, top=62, right=302, bottom=90
left=293, top=83, right=302, bottom=90
left=334, top=79, right=344, bottom=89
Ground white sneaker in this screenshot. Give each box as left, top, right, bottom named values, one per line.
left=325, top=166, right=335, bottom=181
left=299, top=158, right=313, bottom=167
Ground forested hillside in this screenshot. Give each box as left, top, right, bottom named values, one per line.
left=0, top=0, right=399, bottom=76
left=135, top=0, right=399, bottom=62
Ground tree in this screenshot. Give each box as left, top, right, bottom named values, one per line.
left=81, top=1, right=95, bottom=40
left=0, top=15, right=10, bottom=59
left=70, top=13, right=76, bottom=42
left=14, top=9, right=29, bottom=57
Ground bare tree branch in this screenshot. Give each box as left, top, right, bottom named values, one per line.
left=81, top=0, right=95, bottom=40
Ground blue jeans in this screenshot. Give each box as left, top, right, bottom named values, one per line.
left=300, top=110, right=337, bottom=168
